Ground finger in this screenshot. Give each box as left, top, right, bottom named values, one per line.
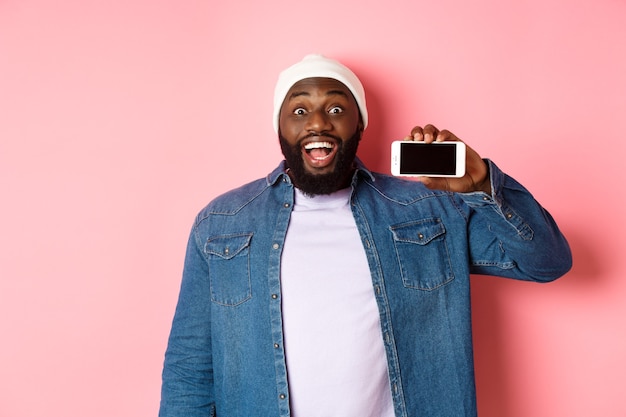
left=408, top=126, right=424, bottom=141
left=422, top=124, right=439, bottom=143
left=435, top=129, right=457, bottom=142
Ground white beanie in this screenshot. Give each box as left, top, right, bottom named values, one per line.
left=273, top=54, right=368, bottom=133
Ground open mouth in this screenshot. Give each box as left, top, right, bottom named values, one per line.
left=303, top=141, right=335, bottom=161
left=298, top=136, right=340, bottom=170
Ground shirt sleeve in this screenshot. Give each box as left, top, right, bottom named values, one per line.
left=159, top=224, right=216, bottom=417
left=458, top=159, right=572, bottom=281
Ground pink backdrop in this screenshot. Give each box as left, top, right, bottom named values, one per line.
left=1, top=1, right=625, bottom=416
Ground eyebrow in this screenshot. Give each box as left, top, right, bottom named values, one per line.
left=287, top=89, right=349, bottom=101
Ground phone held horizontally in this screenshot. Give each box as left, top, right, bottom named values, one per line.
left=391, top=140, right=466, bottom=178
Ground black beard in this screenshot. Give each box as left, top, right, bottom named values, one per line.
left=279, top=130, right=362, bottom=196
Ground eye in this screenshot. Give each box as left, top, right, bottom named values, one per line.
left=329, top=106, right=343, bottom=114
left=293, top=107, right=306, bottom=115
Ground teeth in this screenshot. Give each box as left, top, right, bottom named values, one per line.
left=304, top=141, right=333, bottom=150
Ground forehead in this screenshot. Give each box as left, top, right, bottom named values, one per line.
left=285, top=77, right=353, bottom=100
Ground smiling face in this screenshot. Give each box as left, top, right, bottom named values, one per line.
left=278, top=77, right=364, bottom=195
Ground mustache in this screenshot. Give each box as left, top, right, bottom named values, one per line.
left=299, top=132, right=342, bottom=144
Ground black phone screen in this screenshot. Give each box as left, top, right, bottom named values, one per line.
left=399, top=142, right=458, bottom=175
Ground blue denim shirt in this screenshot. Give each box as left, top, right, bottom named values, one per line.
left=159, top=159, right=572, bottom=417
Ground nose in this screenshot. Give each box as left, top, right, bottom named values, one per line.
left=305, top=109, right=332, bottom=133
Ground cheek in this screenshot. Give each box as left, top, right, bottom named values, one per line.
left=278, top=112, right=292, bottom=130
left=279, top=118, right=302, bottom=142
left=339, top=114, right=361, bottom=135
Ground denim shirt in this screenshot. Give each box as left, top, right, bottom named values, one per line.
left=159, top=159, right=572, bottom=417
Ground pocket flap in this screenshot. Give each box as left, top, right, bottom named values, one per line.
left=204, top=233, right=253, bottom=260
left=390, top=219, right=445, bottom=245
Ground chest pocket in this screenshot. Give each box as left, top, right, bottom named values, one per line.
left=204, top=233, right=253, bottom=306
left=390, top=218, right=454, bottom=291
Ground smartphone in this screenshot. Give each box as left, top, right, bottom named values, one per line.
left=391, top=140, right=466, bottom=177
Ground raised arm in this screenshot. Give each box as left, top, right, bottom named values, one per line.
left=404, top=124, right=572, bottom=281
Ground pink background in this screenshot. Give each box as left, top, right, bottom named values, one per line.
left=1, top=1, right=625, bottom=416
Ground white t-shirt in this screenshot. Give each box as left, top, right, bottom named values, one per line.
left=280, top=187, right=394, bottom=417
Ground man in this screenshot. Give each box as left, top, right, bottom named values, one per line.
left=159, top=54, right=572, bottom=417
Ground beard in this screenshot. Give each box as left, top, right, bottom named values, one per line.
left=279, top=130, right=362, bottom=196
